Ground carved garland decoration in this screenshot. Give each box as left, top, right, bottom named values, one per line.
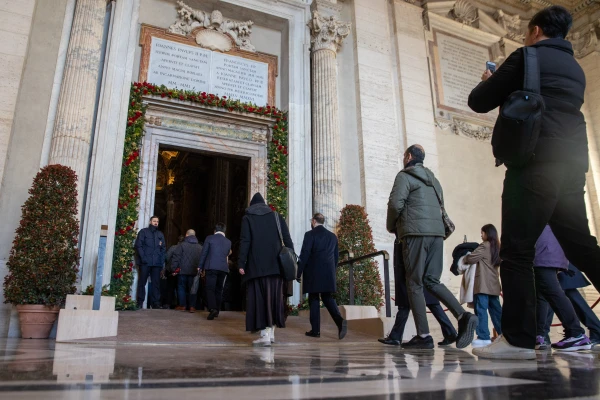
left=87, top=82, right=289, bottom=310
left=437, top=118, right=493, bottom=141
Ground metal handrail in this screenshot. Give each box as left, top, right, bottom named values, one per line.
left=339, top=250, right=354, bottom=261
left=338, top=250, right=391, bottom=318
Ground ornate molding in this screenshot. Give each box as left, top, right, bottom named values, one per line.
left=448, top=0, right=478, bottom=27
left=307, top=10, right=351, bottom=53
left=568, top=21, right=600, bottom=58
left=169, top=1, right=256, bottom=52
left=494, top=10, right=525, bottom=42
left=437, top=118, right=493, bottom=141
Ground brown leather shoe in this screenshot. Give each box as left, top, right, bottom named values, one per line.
left=189, top=307, right=196, bottom=313
left=175, top=306, right=185, bottom=311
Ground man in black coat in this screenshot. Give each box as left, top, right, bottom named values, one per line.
left=171, top=229, right=203, bottom=313
left=468, top=6, right=600, bottom=359
left=199, top=222, right=232, bottom=320
left=297, top=213, right=347, bottom=340
left=135, top=216, right=166, bottom=309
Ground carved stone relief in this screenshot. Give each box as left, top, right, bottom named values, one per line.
left=569, top=21, right=600, bottom=58
left=448, top=0, right=478, bottom=27
left=436, top=118, right=493, bottom=141
left=307, top=9, right=351, bottom=53
left=494, top=10, right=525, bottom=42
left=169, top=1, right=256, bottom=52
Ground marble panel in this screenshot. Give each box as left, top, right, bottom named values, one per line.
left=0, top=9, right=33, bottom=35
left=0, top=0, right=35, bottom=16
left=0, top=30, right=29, bottom=57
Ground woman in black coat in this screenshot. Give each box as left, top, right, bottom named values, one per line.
left=238, top=193, right=294, bottom=345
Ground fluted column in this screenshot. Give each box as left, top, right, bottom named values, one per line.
left=49, top=0, right=107, bottom=215
left=308, top=5, right=350, bottom=231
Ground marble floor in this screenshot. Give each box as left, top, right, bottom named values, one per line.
left=0, top=338, right=599, bottom=399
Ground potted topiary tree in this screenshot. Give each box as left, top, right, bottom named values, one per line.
left=335, top=205, right=384, bottom=310
left=3, top=165, right=80, bottom=339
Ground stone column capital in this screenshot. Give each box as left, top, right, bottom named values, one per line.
left=307, top=9, right=350, bottom=53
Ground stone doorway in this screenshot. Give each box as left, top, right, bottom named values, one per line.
left=136, top=96, right=274, bottom=310
left=154, top=145, right=249, bottom=310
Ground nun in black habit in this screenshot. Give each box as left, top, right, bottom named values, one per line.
left=238, top=193, right=295, bottom=345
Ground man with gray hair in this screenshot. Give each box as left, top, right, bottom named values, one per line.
left=172, top=229, right=203, bottom=313
left=386, top=144, right=477, bottom=349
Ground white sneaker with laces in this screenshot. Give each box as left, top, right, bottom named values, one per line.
left=253, top=327, right=272, bottom=346
left=472, top=335, right=536, bottom=360
left=271, top=326, right=275, bottom=344
left=472, top=339, right=492, bottom=347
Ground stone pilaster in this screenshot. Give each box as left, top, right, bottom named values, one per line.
left=308, top=3, right=350, bottom=231
left=48, top=0, right=107, bottom=215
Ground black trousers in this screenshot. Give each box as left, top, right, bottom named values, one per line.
left=544, top=288, right=600, bottom=342
left=500, top=162, right=600, bottom=348
left=309, top=292, right=343, bottom=333
left=137, top=265, right=161, bottom=307
left=535, top=268, right=584, bottom=338
left=206, top=270, right=227, bottom=312
left=388, top=304, right=457, bottom=341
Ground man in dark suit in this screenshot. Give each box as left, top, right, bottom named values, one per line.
left=135, top=215, right=166, bottom=309
left=297, top=213, right=347, bottom=339
left=199, top=222, right=232, bottom=320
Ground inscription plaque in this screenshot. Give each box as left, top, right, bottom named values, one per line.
left=430, top=30, right=496, bottom=123
left=437, top=32, right=490, bottom=113
left=148, top=37, right=211, bottom=92
left=146, top=36, right=269, bottom=105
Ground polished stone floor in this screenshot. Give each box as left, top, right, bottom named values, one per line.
left=1, top=338, right=599, bottom=399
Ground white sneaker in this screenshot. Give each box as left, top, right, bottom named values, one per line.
left=270, top=326, right=275, bottom=344
left=472, top=339, right=492, bottom=347
left=472, top=335, right=536, bottom=360
left=253, top=328, right=272, bottom=346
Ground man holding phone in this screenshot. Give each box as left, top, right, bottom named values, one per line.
left=468, top=6, right=600, bottom=359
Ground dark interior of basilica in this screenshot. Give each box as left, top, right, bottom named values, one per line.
left=153, top=146, right=250, bottom=311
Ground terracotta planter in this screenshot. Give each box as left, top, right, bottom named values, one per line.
left=16, top=305, right=60, bottom=339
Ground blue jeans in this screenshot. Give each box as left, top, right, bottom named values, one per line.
left=177, top=275, right=197, bottom=309
left=474, top=294, right=502, bottom=340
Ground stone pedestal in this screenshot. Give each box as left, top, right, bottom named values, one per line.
left=48, top=0, right=107, bottom=214
left=308, top=4, right=350, bottom=230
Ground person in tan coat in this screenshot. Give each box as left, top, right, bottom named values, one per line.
left=464, top=224, right=502, bottom=347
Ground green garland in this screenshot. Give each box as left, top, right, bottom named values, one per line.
left=106, top=82, right=288, bottom=310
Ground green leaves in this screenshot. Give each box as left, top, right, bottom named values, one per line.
left=335, top=205, right=384, bottom=310
left=3, top=165, right=80, bottom=306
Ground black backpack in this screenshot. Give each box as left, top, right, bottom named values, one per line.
left=492, top=47, right=545, bottom=168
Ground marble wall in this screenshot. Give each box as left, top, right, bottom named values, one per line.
left=0, top=0, right=35, bottom=184
left=0, top=0, right=70, bottom=337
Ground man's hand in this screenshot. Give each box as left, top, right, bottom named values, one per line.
left=481, top=70, right=492, bottom=82
left=239, top=268, right=245, bottom=275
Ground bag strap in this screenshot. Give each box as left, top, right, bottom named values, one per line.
left=431, top=184, right=446, bottom=212
left=273, top=212, right=285, bottom=247
left=523, top=47, right=540, bottom=94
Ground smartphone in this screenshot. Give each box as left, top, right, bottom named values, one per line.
left=486, top=61, right=497, bottom=73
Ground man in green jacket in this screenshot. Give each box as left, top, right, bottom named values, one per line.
left=386, top=144, right=478, bottom=349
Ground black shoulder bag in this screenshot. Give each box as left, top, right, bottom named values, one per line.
left=492, top=47, right=545, bottom=167
left=274, top=212, right=298, bottom=281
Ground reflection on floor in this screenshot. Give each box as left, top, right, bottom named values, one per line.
left=0, top=338, right=599, bottom=399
